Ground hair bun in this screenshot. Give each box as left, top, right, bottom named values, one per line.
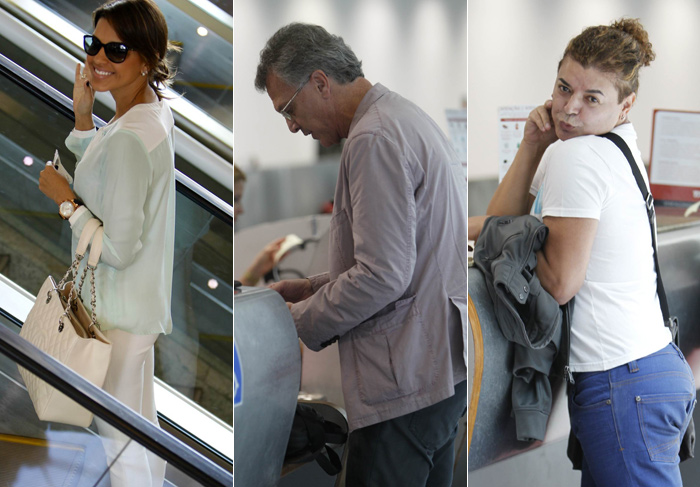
left=611, top=18, right=655, bottom=66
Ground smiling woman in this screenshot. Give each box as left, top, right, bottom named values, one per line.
left=83, top=17, right=156, bottom=113
left=80, top=0, right=180, bottom=119
left=36, top=1, right=181, bottom=486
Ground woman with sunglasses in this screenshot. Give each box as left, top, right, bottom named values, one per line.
left=38, top=1, right=178, bottom=485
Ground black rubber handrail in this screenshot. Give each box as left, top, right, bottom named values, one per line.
left=1, top=309, right=234, bottom=470
left=0, top=309, right=233, bottom=486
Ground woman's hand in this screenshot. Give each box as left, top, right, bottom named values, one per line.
left=39, top=165, right=76, bottom=206
left=485, top=101, right=557, bottom=217
left=73, top=63, right=95, bottom=131
left=522, top=100, right=558, bottom=149
left=239, top=237, right=285, bottom=285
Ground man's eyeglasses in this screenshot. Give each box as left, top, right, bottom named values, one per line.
left=83, top=35, right=133, bottom=64
left=279, top=78, right=310, bottom=121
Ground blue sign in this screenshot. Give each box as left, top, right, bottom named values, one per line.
left=234, top=340, right=242, bottom=407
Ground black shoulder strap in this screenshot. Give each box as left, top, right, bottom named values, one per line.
left=598, top=132, right=678, bottom=342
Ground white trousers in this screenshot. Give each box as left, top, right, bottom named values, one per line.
left=95, top=329, right=166, bottom=487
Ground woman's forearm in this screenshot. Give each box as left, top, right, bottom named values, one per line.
left=468, top=215, right=489, bottom=241
left=487, top=141, right=547, bottom=216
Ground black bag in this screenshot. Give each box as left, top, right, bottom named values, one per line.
left=285, top=403, right=348, bottom=475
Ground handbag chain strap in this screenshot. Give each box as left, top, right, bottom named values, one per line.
left=599, top=132, right=678, bottom=343
left=51, top=219, right=104, bottom=335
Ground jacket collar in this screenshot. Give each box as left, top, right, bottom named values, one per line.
left=348, top=83, right=389, bottom=136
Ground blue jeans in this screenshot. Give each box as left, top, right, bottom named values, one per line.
left=569, top=343, right=696, bottom=487
left=345, top=380, right=468, bottom=487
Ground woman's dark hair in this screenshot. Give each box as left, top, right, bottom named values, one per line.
left=561, top=18, right=655, bottom=102
left=94, top=0, right=180, bottom=99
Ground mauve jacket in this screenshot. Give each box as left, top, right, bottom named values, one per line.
left=290, top=84, right=469, bottom=432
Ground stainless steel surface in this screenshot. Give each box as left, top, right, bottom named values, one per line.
left=658, top=223, right=700, bottom=357
left=234, top=287, right=301, bottom=487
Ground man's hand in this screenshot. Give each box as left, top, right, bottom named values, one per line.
left=269, top=278, right=314, bottom=303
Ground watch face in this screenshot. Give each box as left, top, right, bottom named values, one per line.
left=59, top=201, right=75, bottom=218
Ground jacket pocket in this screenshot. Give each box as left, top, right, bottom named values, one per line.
left=351, top=295, right=436, bottom=405
left=448, top=296, right=468, bottom=369
left=329, top=208, right=354, bottom=276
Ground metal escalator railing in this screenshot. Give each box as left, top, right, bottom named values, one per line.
left=0, top=308, right=233, bottom=486
left=0, top=270, right=233, bottom=474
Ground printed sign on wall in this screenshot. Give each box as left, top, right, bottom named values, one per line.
left=649, top=109, right=700, bottom=204
left=498, top=105, right=536, bottom=182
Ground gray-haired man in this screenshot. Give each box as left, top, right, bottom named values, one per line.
left=256, top=23, right=468, bottom=486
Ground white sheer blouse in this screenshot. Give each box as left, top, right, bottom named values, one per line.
left=66, top=100, right=176, bottom=335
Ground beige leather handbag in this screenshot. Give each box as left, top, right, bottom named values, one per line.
left=18, top=218, right=112, bottom=427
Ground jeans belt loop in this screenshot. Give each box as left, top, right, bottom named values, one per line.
left=628, top=360, right=639, bottom=373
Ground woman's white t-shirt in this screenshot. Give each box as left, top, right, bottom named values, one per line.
left=530, top=123, right=671, bottom=372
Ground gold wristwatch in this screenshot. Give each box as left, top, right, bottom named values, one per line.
left=59, top=199, right=79, bottom=220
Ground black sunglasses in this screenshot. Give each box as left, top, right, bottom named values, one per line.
left=83, top=35, right=133, bottom=64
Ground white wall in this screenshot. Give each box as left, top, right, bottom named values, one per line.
left=469, top=0, right=700, bottom=180
left=234, top=0, right=468, bottom=170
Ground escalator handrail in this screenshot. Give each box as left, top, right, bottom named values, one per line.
left=0, top=274, right=234, bottom=468
left=0, top=50, right=233, bottom=225
left=177, top=171, right=233, bottom=225
left=0, top=308, right=233, bottom=486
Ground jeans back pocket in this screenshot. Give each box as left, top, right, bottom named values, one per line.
left=637, top=392, right=695, bottom=462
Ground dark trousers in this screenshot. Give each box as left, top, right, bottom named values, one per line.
left=345, top=380, right=468, bottom=487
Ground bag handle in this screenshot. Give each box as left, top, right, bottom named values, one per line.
left=76, top=218, right=102, bottom=259
left=88, top=226, right=104, bottom=268
left=599, top=132, right=678, bottom=343
left=56, top=218, right=101, bottom=294
left=58, top=218, right=105, bottom=334
left=85, top=226, right=103, bottom=331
